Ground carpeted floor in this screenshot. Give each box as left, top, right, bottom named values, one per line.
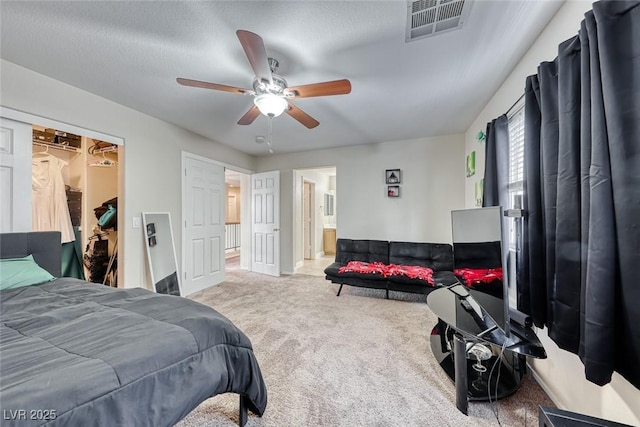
left=176, top=266, right=552, bottom=427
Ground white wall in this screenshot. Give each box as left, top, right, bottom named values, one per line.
left=1, top=59, right=255, bottom=290
left=463, top=1, right=640, bottom=424
left=225, top=185, right=241, bottom=223
left=256, top=134, right=466, bottom=274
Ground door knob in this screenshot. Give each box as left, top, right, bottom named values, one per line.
left=273, top=228, right=280, bottom=232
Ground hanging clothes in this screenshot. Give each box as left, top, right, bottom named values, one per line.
left=32, top=153, right=75, bottom=243
left=61, top=226, right=85, bottom=280
left=83, top=233, right=109, bottom=283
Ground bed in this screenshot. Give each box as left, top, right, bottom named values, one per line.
left=0, top=231, right=267, bottom=426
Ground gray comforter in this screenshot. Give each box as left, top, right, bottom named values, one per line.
left=0, top=278, right=267, bottom=426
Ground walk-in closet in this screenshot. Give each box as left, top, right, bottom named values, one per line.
left=32, top=125, right=120, bottom=286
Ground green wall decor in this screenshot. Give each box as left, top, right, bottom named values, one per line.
left=466, top=151, right=476, bottom=177
left=475, top=179, right=484, bottom=207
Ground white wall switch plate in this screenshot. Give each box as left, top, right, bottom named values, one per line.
left=132, top=216, right=141, bottom=228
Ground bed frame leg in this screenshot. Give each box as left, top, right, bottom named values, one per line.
left=386, top=289, right=389, bottom=299
left=239, top=395, right=248, bottom=427
left=336, top=284, right=343, bottom=296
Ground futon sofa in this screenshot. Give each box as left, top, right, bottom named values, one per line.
left=324, top=238, right=459, bottom=299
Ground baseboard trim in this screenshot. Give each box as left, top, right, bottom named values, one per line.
left=527, top=361, right=565, bottom=410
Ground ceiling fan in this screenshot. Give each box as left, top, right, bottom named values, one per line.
left=177, top=30, right=351, bottom=129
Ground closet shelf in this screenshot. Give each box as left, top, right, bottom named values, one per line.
left=92, top=145, right=118, bottom=154
left=33, top=141, right=81, bottom=153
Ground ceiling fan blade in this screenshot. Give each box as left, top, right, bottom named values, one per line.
left=177, top=78, right=252, bottom=95
left=237, top=106, right=261, bottom=125
left=286, top=102, right=319, bottom=129
left=285, top=79, right=351, bottom=98
left=236, top=30, right=273, bottom=85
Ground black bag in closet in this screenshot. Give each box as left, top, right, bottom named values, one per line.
left=83, top=235, right=109, bottom=283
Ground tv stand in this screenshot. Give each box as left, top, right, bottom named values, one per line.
left=427, top=286, right=546, bottom=415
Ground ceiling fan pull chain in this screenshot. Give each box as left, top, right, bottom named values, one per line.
left=267, top=116, right=274, bottom=154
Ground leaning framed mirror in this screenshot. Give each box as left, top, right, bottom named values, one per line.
left=142, top=212, right=182, bottom=296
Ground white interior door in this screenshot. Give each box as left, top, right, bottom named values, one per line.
left=182, top=154, right=225, bottom=295
left=251, top=171, right=280, bottom=276
left=0, top=118, right=32, bottom=233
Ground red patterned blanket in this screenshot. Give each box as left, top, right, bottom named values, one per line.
left=338, top=261, right=435, bottom=285
left=454, top=267, right=503, bottom=286
left=338, top=261, right=388, bottom=275
left=386, top=264, right=434, bottom=284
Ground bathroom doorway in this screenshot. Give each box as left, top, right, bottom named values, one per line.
left=294, top=167, right=336, bottom=276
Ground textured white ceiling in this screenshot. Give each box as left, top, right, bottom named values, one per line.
left=0, top=1, right=563, bottom=157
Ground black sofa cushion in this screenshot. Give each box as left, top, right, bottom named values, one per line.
left=323, top=262, right=344, bottom=277
left=389, top=241, right=454, bottom=271
left=433, top=270, right=459, bottom=286
left=335, top=239, right=389, bottom=264
left=326, top=275, right=389, bottom=290
left=323, top=261, right=387, bottom=281
left=387, top=270, right=459, bottom=288
left=389, top=242, right=455, bottom=283
left=326, top=238, right=389, bottom=282
left=452, top=241, right=502, bottom=269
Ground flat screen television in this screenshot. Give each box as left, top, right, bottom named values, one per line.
left=450, top=207, right=509, bottom=337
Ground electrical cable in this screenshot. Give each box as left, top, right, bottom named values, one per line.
left=487, top=339, right=508, bottom=426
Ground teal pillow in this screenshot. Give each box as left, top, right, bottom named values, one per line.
left=0, top=255, right=56, bottom=290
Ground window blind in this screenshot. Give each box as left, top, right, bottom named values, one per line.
left=508, top=105, right=525, bottom=191
left=507, top=103, right=525, bottom=249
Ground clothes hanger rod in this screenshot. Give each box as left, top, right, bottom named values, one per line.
left=33, top=141, right=80, bottom=153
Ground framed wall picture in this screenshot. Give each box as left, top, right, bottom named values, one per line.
left=466, top=151, right=476, bottom=177
left=388, top=185, right=400, bottom=198
left=386, top=169, right=401, bottom=184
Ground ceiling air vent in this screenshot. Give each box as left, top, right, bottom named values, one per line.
left=406, top=0, right=473, bottom=42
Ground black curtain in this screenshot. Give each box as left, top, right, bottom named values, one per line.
left=520, top=1, right=640, bottom=388
left=482, top=115, right=509, bottom=208
left=482, top=115, right=511, bottom=304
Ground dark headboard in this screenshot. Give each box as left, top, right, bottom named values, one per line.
left=0, top=232, right=62, bottom=277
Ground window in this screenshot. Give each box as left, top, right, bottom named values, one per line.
left=507, top=101, right=525, bottom=249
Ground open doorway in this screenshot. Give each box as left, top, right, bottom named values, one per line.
left=225, top=169, right=250, bottom=272
left=1, top=112, right=124, bottom=287
left=181, top=152, right=252, bottom=294
left=294, top=167, right=336, bottom=276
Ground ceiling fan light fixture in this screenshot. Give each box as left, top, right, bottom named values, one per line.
left=178, top=30, right=350, bottom=129
left=254, top=93, right=288, bottom=117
